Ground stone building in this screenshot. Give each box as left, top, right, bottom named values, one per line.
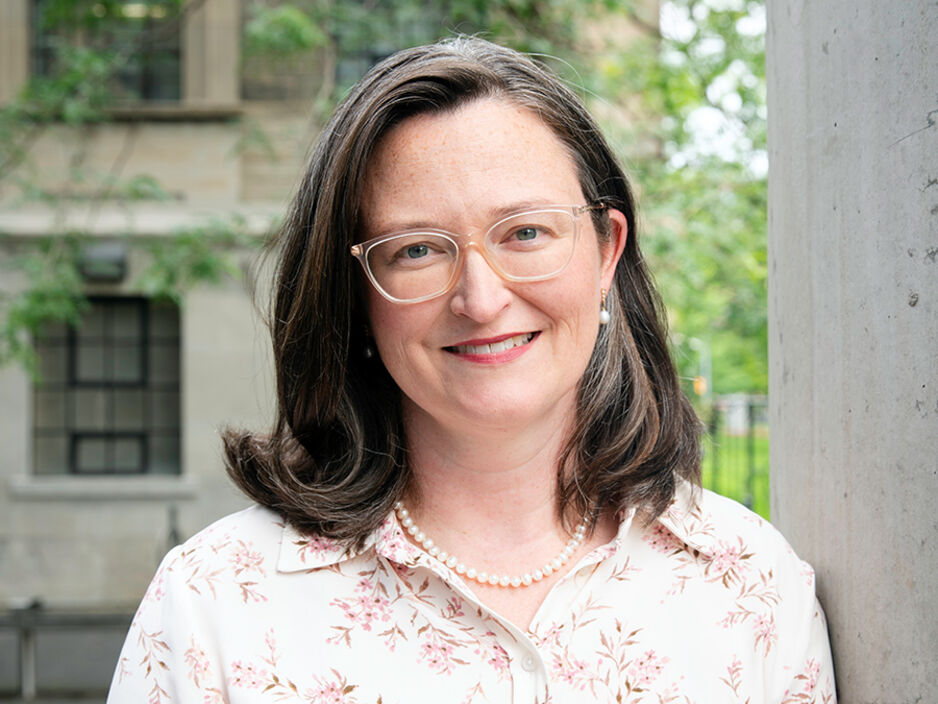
left=0, top=1, right=317, bottom=693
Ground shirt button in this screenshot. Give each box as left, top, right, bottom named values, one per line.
left=521, top=655, right=537, bottom=672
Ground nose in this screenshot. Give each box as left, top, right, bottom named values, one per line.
left=448, top=245, right=512, bottom=322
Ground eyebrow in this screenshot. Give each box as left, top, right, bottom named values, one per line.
left=369, top=198, right=562, bottom=237
left=488, top=198, right=558, bottom=220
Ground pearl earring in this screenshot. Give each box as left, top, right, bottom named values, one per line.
left=363, top=325, right=376, bottom=359
left=599, top=288, right=611, bottom=325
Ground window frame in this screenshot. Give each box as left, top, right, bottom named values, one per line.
left=32, top=295, right=182, bottom=477
left=29, top=0, right=184, bottom=104
left=0, top=0, right=241, bottom=113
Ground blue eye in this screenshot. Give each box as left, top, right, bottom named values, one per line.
left=514, top=227, right=538, bottom=241
left=406, top=244, right=429, bottom=258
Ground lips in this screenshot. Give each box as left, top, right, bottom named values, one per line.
left=446, top=332, right=536, bottom=355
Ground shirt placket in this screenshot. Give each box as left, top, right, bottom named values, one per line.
left=501, top=632, right=549, bottom=704
left=377, top=541, right=549, bottom=702
left=375, top=512, right=630, bottom=703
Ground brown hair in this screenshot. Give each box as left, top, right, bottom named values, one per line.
left=224, top=36, right=700, bottom=547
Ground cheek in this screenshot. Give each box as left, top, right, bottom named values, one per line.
left=365, top=295, right=429, bottom=368
left=364, top=286, right=401, bottom=341
left=561, top=247, right=604, bottom=323
left=367, top=303, right=402, bottom=355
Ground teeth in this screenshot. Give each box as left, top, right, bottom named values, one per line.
left=454, top=333, right=534, bottom=355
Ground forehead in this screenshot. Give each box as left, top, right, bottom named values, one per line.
left=359, top=98, right=584, bottom=234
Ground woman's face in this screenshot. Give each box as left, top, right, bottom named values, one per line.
left=359, top=98, right=626, bottom=435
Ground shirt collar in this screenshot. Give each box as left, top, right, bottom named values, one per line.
left=277, top=521, right=372, bottom=573
left=277, top=480, right=712, bottom=573
left=277, top=511, right=423, bottom=573
left=651, top=480, right=717, bottom=558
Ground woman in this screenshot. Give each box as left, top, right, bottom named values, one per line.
left=109, top=38, right=835, bottom=703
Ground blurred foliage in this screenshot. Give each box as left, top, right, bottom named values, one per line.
left=0, top=0, right=768, bottom=395
left=281, top=0, right=599, bottom=59
left=599, top=0, right=769, bottom=395
left=35, top=0, right=185, bottom=30
left=136, top=218, right=262, bottom=303
left=0, top=235, right=87, bottom=375
left=244, top=3, right=328, bottom=57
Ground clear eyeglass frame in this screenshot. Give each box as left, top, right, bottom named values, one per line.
left=350, top=203, right=607, bottom=304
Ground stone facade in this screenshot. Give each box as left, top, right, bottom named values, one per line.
left=0, top=0, right=313, bottom=609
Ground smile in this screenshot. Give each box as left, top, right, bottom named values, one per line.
left=447, top=332, right=537, bottom=356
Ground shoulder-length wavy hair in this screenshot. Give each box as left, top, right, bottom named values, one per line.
left=224, top=36, right=700, bottom=547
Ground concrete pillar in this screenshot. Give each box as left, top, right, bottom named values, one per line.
left=0, top=0, right=29, bottom=104
left=767, top=1, right=938, bottom=700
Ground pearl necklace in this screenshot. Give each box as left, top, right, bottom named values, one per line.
left=394, top=502, right=589, bottom=589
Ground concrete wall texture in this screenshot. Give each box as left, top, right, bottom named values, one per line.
left=767, top=1, right=938, bottom=701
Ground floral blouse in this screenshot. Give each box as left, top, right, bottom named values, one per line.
left=108, top=483, right=835, bottom=703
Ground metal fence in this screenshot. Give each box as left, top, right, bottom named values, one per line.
left=0, top=601, right=131, bottom=701
left=700, top=394, right=770, bottom=517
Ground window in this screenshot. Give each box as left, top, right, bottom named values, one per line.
left=33, top=297, right=181, bottom=475
left=1, top=0, right=239, bottom=110
left=31, top=0, right=182, bottom=102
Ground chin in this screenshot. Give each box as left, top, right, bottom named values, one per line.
left=413, top=384, right=576, bottom=434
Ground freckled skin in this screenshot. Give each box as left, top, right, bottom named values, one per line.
left=359, top=98, right=628, bottom=439
left=358, top=99, right=629, bottom=629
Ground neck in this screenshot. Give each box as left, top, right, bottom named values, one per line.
left=396, top=397, right=616, bottom=623
left=401, top=397, right=576, bottom=545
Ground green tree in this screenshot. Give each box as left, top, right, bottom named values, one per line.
left=608, top=0, right=769, bottom=396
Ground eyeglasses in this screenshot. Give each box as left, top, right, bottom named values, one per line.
left=350, top=204, right=605, bottom=304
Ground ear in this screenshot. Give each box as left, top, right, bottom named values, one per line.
left=599, top=208, right=628, bottom=289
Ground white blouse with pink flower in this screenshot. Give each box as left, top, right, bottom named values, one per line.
left=107, top=483, right=836, bottom=703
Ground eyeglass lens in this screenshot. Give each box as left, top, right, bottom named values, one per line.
left=365, top=209, right=578, bottom=301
